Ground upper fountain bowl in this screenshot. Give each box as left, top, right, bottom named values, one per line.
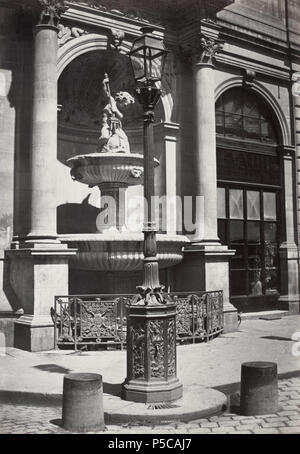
left=66, top=152, right=159, bottom=187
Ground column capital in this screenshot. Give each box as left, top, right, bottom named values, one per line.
left=20, top=0, right=68, bottom=31
left=179, top=33, right=224, bottom=68
left=36, top=0, right=69, bottom=27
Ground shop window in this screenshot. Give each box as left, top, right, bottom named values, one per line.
left=217, top=186, right=280, bottom=297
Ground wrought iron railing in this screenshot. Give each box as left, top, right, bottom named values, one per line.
left=53, top=290, right=223, bottom=350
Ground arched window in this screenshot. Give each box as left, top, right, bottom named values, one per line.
left=216, top=87, right=278, bottom=144
left=216, top=87, right=281, bottom=310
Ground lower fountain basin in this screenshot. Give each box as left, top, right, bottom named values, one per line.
left=60, top=233, right=190, bottom=271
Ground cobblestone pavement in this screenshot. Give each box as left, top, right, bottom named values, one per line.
left=0, top=377, right=300, bottom=434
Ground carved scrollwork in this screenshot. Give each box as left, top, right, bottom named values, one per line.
left=167, top=319, right=176, bottom=377
left=131, top=322, right=146, bottom=379
left=148, top=319, right=165, bottom=378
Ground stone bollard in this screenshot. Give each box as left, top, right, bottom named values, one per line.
left=62, top=373, right=105, bottom=432
left=240, top=361, right=278, bottom=416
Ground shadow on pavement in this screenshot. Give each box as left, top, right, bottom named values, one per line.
left=33, top=364, right=72, bottom=374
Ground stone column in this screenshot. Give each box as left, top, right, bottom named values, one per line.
left=175, top=32, right=238, bottom=332
left=29, top=12, right=60, bottom=239
left=278, top=145, right=299, bottom=314
left=193, top=57, right=219, bottom=243
left=7, top=1, right=77, bottom=351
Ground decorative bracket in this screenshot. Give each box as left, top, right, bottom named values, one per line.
left=243, top=69, right=256, bottom=89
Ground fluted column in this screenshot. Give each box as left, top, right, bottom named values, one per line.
left=28, top=0, right=68, bottom=241
left=193, top=35, right=224, bottom=243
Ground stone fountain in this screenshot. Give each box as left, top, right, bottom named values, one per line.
left=65, top=74, right=188, bottom=272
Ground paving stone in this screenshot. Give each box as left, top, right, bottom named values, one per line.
left=199, top=422, right=218, bottom=428
left=189, top=428, right=212, bottom=434
left=218, top=421, right=241, bottom=427
left=240, top=418, right=264, bottom=425
left=211, top=427, right=234, bottom=433
left=252, top=428, right=280, bottom=434
left=286, top=421, right=300, bottom=427
left=265, top=417, right=289, bottom=423
left=277, top=410, right=299, bottom=416
left=229, top=430, right=252, bottom=434
left=261, top=422, right=286, bottom=428
left=236, top=424, right=260, bottom=431
left=279, top=427, right=300, bottom=434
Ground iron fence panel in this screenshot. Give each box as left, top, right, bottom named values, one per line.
left=53, top=290, right=223, bottom=349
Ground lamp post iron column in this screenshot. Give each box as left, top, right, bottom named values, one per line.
left=122, top=27, right=183, bottom=403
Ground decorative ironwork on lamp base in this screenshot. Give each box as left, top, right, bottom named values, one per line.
left=122, top=303, right=183, bottom=403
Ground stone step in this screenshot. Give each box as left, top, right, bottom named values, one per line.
left=240, top=310, right=288, bottom=321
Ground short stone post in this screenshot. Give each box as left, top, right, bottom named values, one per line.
left=240, top=362, right=278, bottom=415
left=62, top=373, right=105, bottom=432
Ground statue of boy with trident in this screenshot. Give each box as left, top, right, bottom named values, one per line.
left=98, top=73, right=135, bottom=153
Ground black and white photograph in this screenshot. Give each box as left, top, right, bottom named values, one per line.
left=0, top=0, right=300, bottom=440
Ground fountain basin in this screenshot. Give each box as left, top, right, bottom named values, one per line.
left=60, top=233, right=190, bottom=271
left=66, top=152, right=158, bottom=187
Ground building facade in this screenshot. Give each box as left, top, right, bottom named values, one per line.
left=0, top=0, right=299, bottom=351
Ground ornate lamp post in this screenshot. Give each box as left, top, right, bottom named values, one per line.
left=122, top=27, right=183, bottom=403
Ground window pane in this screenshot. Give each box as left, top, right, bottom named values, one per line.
left=263, top=192, right=276, bottom=220
left=230, top=220, right=244, bottom=242
left=261, top=116, right=277, bottom=143
left=243, top=97, right=260, bottom=118
left=225, top=113, right=243, bottom=138
left=264, top=241, right=278, bottom=268
left=244, top=117, right=260, bottom=141
left=218, top=219, right=227, bottom=245
left=230, top=189, right=244, bottom=219
left=223, top=90, right=242, bottom=114
left=230, top=245, right=245, bottom=268
left=247, top=191, right=260, bottom=220
left=247, top=221, right=260, bottom=243
left=248, top=244, right=262, bottom=268
left=216, top=111, right=224, bottom=135
left=265, top=268, right=279, bottom=294
left=264, top=223, right=277, bottom=242
left=217, top=187, right=226, bottom=219
left=230, top=270, right=247, bottom=296
left=249, top=269, right=263, bottom=296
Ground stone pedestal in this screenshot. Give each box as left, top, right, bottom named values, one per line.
left=123, top=304, right=183, bottom=403
left=7, top=244, right=76, bottom=351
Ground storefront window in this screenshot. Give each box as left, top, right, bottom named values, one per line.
left=217, top=187, right=280, bottom=297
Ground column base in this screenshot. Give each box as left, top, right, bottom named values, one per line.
left=278, top=243, right=300, bottom=315
left=6, top=243, right=77, bottom=352
left=122, top=377, right=183, bottom=404
left=277, top=295, right=300, bottom=315
left=175, top=242, right=239, bottom=332
left=14, top=315, right=55, bottom=352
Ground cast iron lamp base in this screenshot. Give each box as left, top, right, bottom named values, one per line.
left=122, top=303, right=183, bottom=403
